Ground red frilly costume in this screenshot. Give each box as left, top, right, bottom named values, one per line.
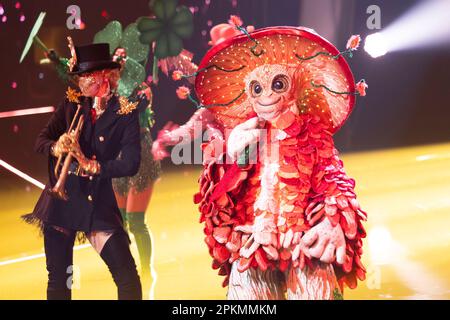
left=192, top=26, right=367, bottom=291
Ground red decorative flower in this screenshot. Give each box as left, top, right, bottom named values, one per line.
left=172, top=70, right=183, bottom=81
left=176, top=86, right=190, bottom=100
left=228, top=15, right=243, bottom=27
left=355, top=79, right=368, bottom=96
left=346, top=35, right=361, bottom=51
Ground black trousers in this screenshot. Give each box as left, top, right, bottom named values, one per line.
left=43, top=224, right=142, bottom=300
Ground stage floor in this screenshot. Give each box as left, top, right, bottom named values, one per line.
left=1, top=143, right=449, bottom=300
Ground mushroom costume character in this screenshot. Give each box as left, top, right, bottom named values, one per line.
left=186, top=25, right=368, bottom=300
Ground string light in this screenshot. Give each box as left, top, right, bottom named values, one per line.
left=101, top=9, right=109, bottom=19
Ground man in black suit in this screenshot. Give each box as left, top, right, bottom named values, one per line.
left=24, top=42, right=143, bottom=300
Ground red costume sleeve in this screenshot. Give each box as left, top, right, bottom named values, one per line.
left=307, top=137, right=367, bottom=290
left=194, top=136, right=259, bottom=287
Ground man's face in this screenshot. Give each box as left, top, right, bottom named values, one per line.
left=78, top=70, right=117, bottom=97
left=78, top=71, right=103, bottom=97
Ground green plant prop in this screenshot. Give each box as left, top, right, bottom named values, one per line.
left=20, top=11, right=70, bottom=82
left=94, top=21, right=150, bottom=97
left=137, top=0, right=194, bottom=82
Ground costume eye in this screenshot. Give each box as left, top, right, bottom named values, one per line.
left=271, top=74, right=289, bottom=93
left=250, top=81, right=263, bottom=97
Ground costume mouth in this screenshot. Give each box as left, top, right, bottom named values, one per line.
left=257, top=97, right=281, bottom=107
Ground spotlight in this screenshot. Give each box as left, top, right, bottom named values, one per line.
left=368, top=226, right=393, bottom=265
left=364, top=0, right=450, bottom=57
left=364, top=32, right=388, bottom=58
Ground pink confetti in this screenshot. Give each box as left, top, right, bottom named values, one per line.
left=15, top=2, right=20, bottom=9
left=0, top=5, right=4, bottom=15
left=207, top=20, right=213, bottom=27
left=232, top=0, right=238, bottom=8
left=205, top=0, right=211, bottom=5
left=201, top=30, right=207, bottom=36
left=1, top=15, right=6, bottom=23
left=12, top=124, right=19, bottom=133
left=19, top=13, right=25, bottom=22
left=11, top=81, right=17, bottom=89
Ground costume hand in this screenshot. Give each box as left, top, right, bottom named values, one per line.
left=300, top=217, right=346, bottom=264
left=235, top=213, right=279, bottom=260
left=151, top=122, right=181, bottom=160
left=205, top=124, right=223, bottom=142
left=151, top=140, right=170, bottom=161
left=278, top=228, right=302, bottom=248
left=227, top=117, right=262, bottom=162
left=278, top=229, right=304, bottom=264
left=52, top=133, right=75, bottom=157
left=158, top=121, right=183, bottom=143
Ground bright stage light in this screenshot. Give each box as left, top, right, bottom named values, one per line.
left=364, top=32, right=388, bottom=58
left=0, top=106, right=54, bottom=119
left=368, top=226, right=394, bottom=265
left=365, top=0, right=450, bottom=57
left=0, top=159, right=45, bottom=189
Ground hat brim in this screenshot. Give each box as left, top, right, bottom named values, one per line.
left=194, top=26, right=356, bottom=133
left=69, top=60, right=121, bottom=75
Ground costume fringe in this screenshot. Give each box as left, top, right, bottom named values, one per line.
left=21, top=213, right=88, bottom=244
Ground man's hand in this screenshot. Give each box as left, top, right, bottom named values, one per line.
left=227, top=117, right=262, bottom=162
left=301, top=218, right=346, bottom=265
left=70, top=141, right=101, bottom=175
left=51, top=133, right=75, bottom=158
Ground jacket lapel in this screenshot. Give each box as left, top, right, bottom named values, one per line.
left=81, top=97, right=93, bottom=140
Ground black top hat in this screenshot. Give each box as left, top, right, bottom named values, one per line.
left=69, top=43, right=120, bottom=75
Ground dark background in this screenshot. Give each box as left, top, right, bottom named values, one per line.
left=0, top=0, right=449, bottom=183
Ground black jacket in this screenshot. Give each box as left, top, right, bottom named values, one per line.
left=28, top=94, right=142, bottom=232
